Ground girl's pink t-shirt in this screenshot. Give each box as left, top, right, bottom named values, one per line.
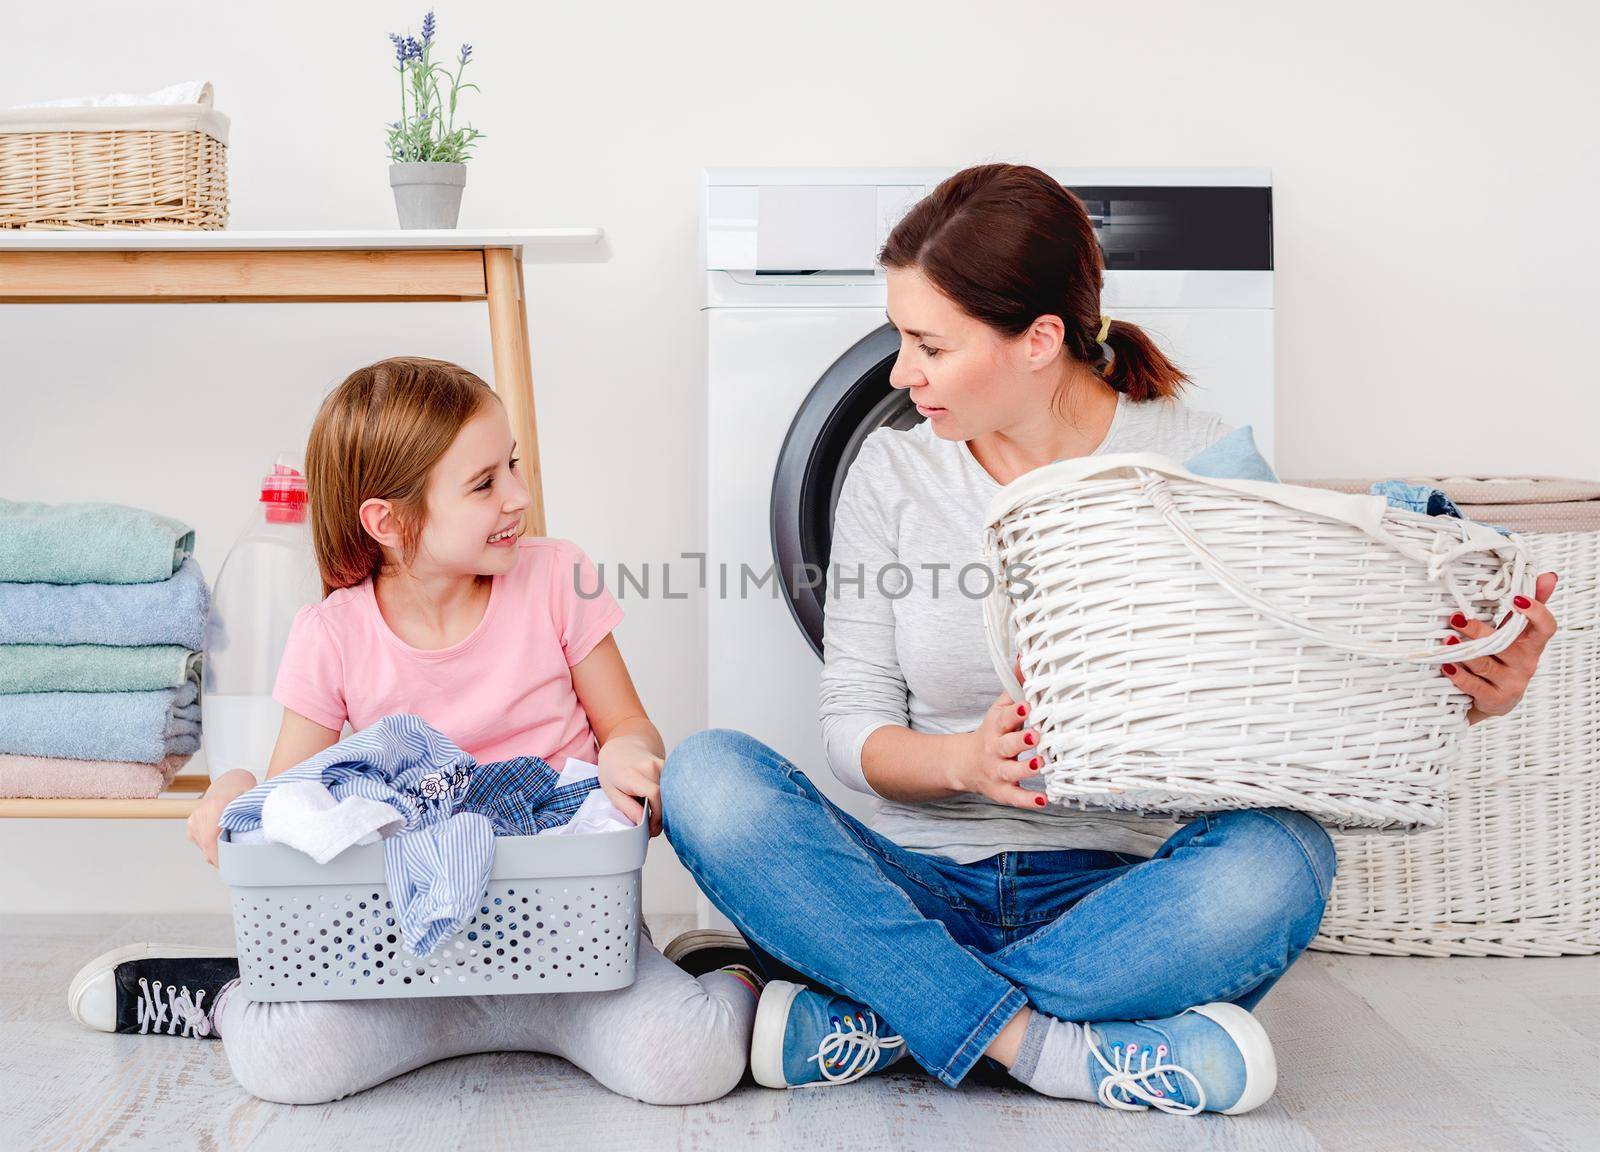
left=271, top=537, right=623, bottom=768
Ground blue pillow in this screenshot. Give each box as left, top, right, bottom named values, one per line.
left=1183, top=425, right=1278, bottom=483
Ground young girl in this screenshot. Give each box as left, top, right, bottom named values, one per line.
left=66, top=356, right=759, bottom=1106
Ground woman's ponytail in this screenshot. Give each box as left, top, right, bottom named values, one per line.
left=1097, top=318, right=1189, bottom=402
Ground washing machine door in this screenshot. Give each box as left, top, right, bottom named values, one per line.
left=771, top=323, right=921, bottom=658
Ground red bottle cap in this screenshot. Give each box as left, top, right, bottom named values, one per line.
left=261, top=463, right=308, bottom=524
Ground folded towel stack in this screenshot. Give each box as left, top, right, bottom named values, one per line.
left=0, top=499, right=211, bottom=800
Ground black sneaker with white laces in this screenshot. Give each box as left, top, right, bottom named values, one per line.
left=67, top=944, right=239, bottom=1039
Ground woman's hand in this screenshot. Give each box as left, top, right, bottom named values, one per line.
left=184, top=770, right=257, bottom=868
left=597, top=734, right=664, bottom=836
left=950, top=656, right=1047, bottom=809
left=1443, top=570, right=1559, bottom=723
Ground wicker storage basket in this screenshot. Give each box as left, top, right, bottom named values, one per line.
left=0, top=84, right=229, bottom=230
left=217, top=813, right=647, bottom=1002
left=982, top=453, right=1535, bottom=831
left=1294, top=476, right=1600, bottom=956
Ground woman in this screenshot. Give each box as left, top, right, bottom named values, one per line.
left=660, top=163, right=1560, bottom=1116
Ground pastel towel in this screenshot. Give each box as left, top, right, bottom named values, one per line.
left=0, top=558, right=209, bottom=648
left=0, top=679, right=201, bottom=764
left=0, top=498, right=194, bottom=585
left=0, top=646, right=199, bottom=694
left=0, top=752, right=189, bottom=799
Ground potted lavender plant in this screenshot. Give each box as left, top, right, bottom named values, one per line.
left=386, top=11, right=483, bottom=229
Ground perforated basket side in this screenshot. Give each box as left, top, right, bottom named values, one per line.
left=219, top=819, right=647, bottom=1001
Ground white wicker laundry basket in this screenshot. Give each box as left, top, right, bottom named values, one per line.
left=217, top=813, right=646, bottom=1002
left=1296, top=476, right=1600, bottom=956
left=981, top=453, right=1535, bottom=831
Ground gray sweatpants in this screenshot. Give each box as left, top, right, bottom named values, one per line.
left=211, top=933, right=754, bottom=1106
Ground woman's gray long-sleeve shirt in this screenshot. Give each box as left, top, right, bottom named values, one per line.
left=818, top=391, right=1233, bottom=864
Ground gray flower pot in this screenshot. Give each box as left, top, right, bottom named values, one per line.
left=389, top=162, right=466, bottom=229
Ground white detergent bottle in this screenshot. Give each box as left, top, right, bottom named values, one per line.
left=201, top=455, right=324, bottom=781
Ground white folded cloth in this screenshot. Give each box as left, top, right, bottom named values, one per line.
left=12, top=79, right=212, bottom=109
left=259, top=779, right=406, bottom=864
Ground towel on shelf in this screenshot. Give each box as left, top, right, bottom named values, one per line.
left=0, top=752, right=189, bottom=799
left=219, top=714, right=599, bottom=957
left=0, top=498, right=195, bottom=585
left=0, top=558, right=209, bottom=649
left=0, top=679, right=201, bottom=764
left=0, top=645, right=199, bottom=695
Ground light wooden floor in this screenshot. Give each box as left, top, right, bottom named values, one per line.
left=2, top=913, right=1596, bottom=1151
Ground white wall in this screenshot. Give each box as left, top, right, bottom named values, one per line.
left=3, top=0, right=1595, bottom=915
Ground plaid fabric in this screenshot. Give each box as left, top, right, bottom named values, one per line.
left=458, top=755, right=599, bottom=835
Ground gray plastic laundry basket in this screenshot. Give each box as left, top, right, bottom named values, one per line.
left=216, top=813, right=646, bottom=1002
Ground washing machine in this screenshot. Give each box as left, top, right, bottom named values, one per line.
left=700, top=166, right=1274, bottom=924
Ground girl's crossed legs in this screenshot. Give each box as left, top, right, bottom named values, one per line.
left=212, top=931, right=755, bottom=1105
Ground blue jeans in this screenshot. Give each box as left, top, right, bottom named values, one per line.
left=661, top=728, right=1337, bottom=1088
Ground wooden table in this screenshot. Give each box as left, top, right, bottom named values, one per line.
left=0, top=228, right=609, bottom=819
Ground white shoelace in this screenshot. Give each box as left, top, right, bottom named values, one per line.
left=803, top=1011, right=906, bottom=1086
left=136, top=977, right=213, bottom=1038
left=1087, top=1026, right=1205, bottom=1116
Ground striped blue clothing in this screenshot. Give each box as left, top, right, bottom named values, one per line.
left=220, top=714, right=598, bottom=957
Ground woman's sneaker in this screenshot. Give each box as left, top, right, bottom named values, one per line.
left=751, top=980, right=907, bottom=1088
left=1086, top=1002, right=1276, bottom=1116
left=67, top=944, right=238, bottom=1040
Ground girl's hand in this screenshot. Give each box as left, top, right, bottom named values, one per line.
left=185, top=770, right=257, bottom=868
left=950, top=656, right=1046, bottom=810
left=597, top=736, right=664, bottom=837
left=1443, top=571, right=1560, bottom=723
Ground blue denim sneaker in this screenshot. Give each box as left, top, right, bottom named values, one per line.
left=1086, top=1002, right=1276, bottom=1115
left=750, top=980, right=907, bottom=1088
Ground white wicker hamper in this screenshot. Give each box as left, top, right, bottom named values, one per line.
left=1294, top=476, right=1600, bottom=956
left=982, top=454, right=1536, bottom=832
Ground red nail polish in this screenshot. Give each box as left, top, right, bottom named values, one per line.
left=1024, top=731, right=1036, bottom=746
left=1514, top=595, right=1531, bottom=610
left=1450, top=612, right=1467, bottom=628
left=1442, top=663, right=1457, bottom=675
left=1446, top=636, right=1459, bottom=646
left=1016, top=705, right=1026, bottom=717
left=1030, top=756, right=1042, bottom=770
left=1034, top=795, right=1047, bottom=807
